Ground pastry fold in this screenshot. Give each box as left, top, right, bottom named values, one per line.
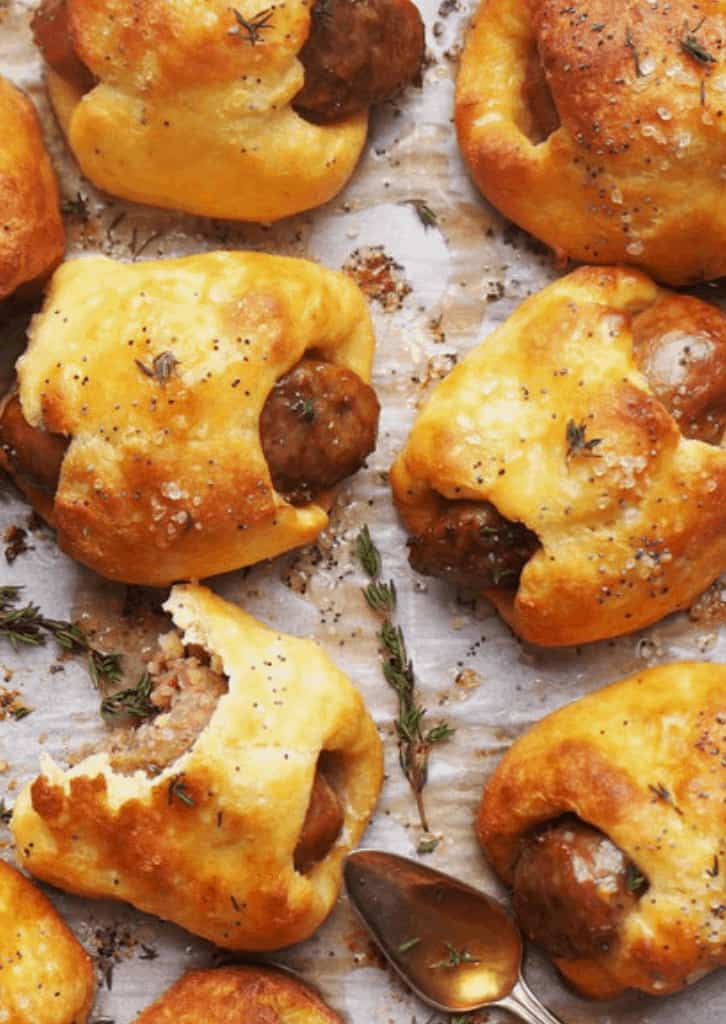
left=391, top=266, right=726, bottom=645
left=0, top=859, right=95, bottom=1024
left=46, top=0, right=367, bottom=221
left=477, top=662, right=726, bottom=998
left=456, top=0, right=726, bottom=284
left=11, top=584, right=383, bottom=951
left=0, top=75, right=63, bottom=299
left=3, top=251, right=375, bottom=585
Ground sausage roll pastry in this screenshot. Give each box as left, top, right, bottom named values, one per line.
left=478, top=662, right=726, bottom=999
left=11, top=584, right=383, bottom=951
left=134, top=965, right=341, bottom=1023
left=0, top=75, right=63, bottom=300
left=32, top=0, right=424, bottom=222
left=391, top=265, right=726, bottom=646
left=0, top=859, right=95, bottom=1024
left=456, top=0, right=726, bottom=285
left=0, top=251, right=379, bottom=585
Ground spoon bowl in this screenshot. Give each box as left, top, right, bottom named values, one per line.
left=344, top=849, right=566, bottom=1024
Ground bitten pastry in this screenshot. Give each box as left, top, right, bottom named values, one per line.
left=391, top=265, right=726, bottom=646
left=0, top=251, right=379, bottom=585
left=32, top=0, right=424, bottom=222
left=11, top=584, right=383, bottom=951
left=134, top=965, right=341, bottom=1023
left=477, top=662, right=726, bottom=999
left=0, top=74, right=63, bottom=300
left=456, top=0, right=726, bottom=285
left=0, top=859, right=95, bottom=1024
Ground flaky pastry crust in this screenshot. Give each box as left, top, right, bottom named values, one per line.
left=44, top=0, right=368, bottom=221
left=11, top=584, right=383, bottom=951
left=1, top=251, right=375, bottom=585
left=477, top=662, right=726, bottom=998
left=0, top=75, right=63, bottom=299
left=391, top=266, right=726, bottom=646
left=135, top=965, right=341, bottom=1023
left=0, top=859, right=95, bottom=1024
left=456, top=0, right=726, bottom=285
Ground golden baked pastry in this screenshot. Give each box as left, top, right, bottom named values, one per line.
left=0, top=858, right=95, bottom=1024
left=391, top=265, right=726, bottom=646
left=0, top=74, right=63, bottom=300
left=477, top=661, right=726, bottom=999
left=0, top=251, right=378, bottom=585
left=456, top=0, right=726, bottom=285
left=32, top=0, right=424, bottom=222
left=11, top=583, right=383, bottom=951
left=134, top=965, right=341, bottom=1023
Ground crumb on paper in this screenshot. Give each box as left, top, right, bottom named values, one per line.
left=0, top=687, right=33, bottom=721
left=455, top=668, right=482, bottom=694
left=3, top=524, right=32, bottom=564
left=342, top=246, right=412, bottom=312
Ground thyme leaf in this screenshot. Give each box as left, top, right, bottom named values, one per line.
left=430, top=942, right=481, bottom=969
left=354, top=527, right=454, bottom=832
left=401, top=198, right=438, bottom=230
left=0, top=587, right=122, bottom=687
left=61, top=192, right=90, bottom=220
left=398, top=936, right=421, bottom=953
left=417, top=835, right=440, bottom=854
left=681, top=32, right=717, bottom=64
left=565, top=418, right=602, bottom=462
left=230, top=6, right=274, bottom=44
left=135, top=351, right=179, bottom=383
left=625, top=27, right=644, bottom=76
left=625, top=862, right=647, bottom=893
left=168, top=773, right=195, bottom=807
left=101, top=673, right=155, bottom=720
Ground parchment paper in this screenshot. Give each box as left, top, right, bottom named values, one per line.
left=1, top=1, right=725, bottom=1020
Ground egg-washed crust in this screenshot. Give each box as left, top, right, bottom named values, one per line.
left=391, top=265, right=726, bottom=646
left=477, top=662, right=726, bottom=998
left=456, top=0, right=726, bottom=285
left=11, top=584, right=383, bottom=952
left=5, top=251, right=375, bottom=585
left=0, top=858, right=95, bottom=1024
left=0, top=75, right=63, bottom=300
left=45, top=0, right=368, bottom=221
left=134, top=965, right=342, bottom=1023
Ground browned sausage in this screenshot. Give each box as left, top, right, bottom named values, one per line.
left=293, top=0, right=425, bottom=124
left=293, top=770, right=344, bottom=873
left=511, top=816, right=648, bottom=960
left=632, top=294, right=726, bottom=444
left=260, top=358, right=379, bottom=505
left=0, top=393, right=68, bottom=495
left=407, top=500, right=538, bottom=590
left=31, top=0, right=96, bottom=94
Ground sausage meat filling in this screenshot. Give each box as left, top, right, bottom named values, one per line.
left=294, top=0, right=425, bottom=123
left=31, top=0, right=97, bottom=94
left=96, top=630, right=343, bottom=870
left=408, top=500, right=539, bottom=591
left=260, top=358, right=380, bottom=505
left=0, top=393, right=68, bottom=496
left=511, top=816, right=648, bottom=960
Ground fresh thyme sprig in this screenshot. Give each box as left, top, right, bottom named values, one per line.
left=681, top=19, right=717, bottom=64
left=168, top=773, right=195, bottom=807
left=355, top=527, right=454, bottom=832
left=0, top=586, right=122, bottom=687
left=230, top=6, right=274, bottom=44
left=430, top=942, right=481, bottom=969
left=565, top=418, right=602, bottom=463
left=101, top=673, right=155, bottom=720
left=401, top=198, right=438, bottom=230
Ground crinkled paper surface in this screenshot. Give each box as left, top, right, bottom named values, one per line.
left=1, top=1, right=725, bottom=1021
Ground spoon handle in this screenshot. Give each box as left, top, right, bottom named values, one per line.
left=497, top=973, right=567, bottom=1024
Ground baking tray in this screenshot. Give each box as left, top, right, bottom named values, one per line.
left=1, top=0, right=725, bottom=1020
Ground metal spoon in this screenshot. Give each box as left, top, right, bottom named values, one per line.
left=344, top=849, right=566, bottom=1024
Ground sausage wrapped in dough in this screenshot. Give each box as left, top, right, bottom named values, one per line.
left=0, top=251, right=379, bottom=585
left=11, top=584, right=383, bottom=951
left=391, top=266, right=726, bottom=645
left=477, top=662, right=726, bottom=998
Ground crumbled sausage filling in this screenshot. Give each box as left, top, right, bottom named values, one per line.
left=97, top=631, right=228, bottom=777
